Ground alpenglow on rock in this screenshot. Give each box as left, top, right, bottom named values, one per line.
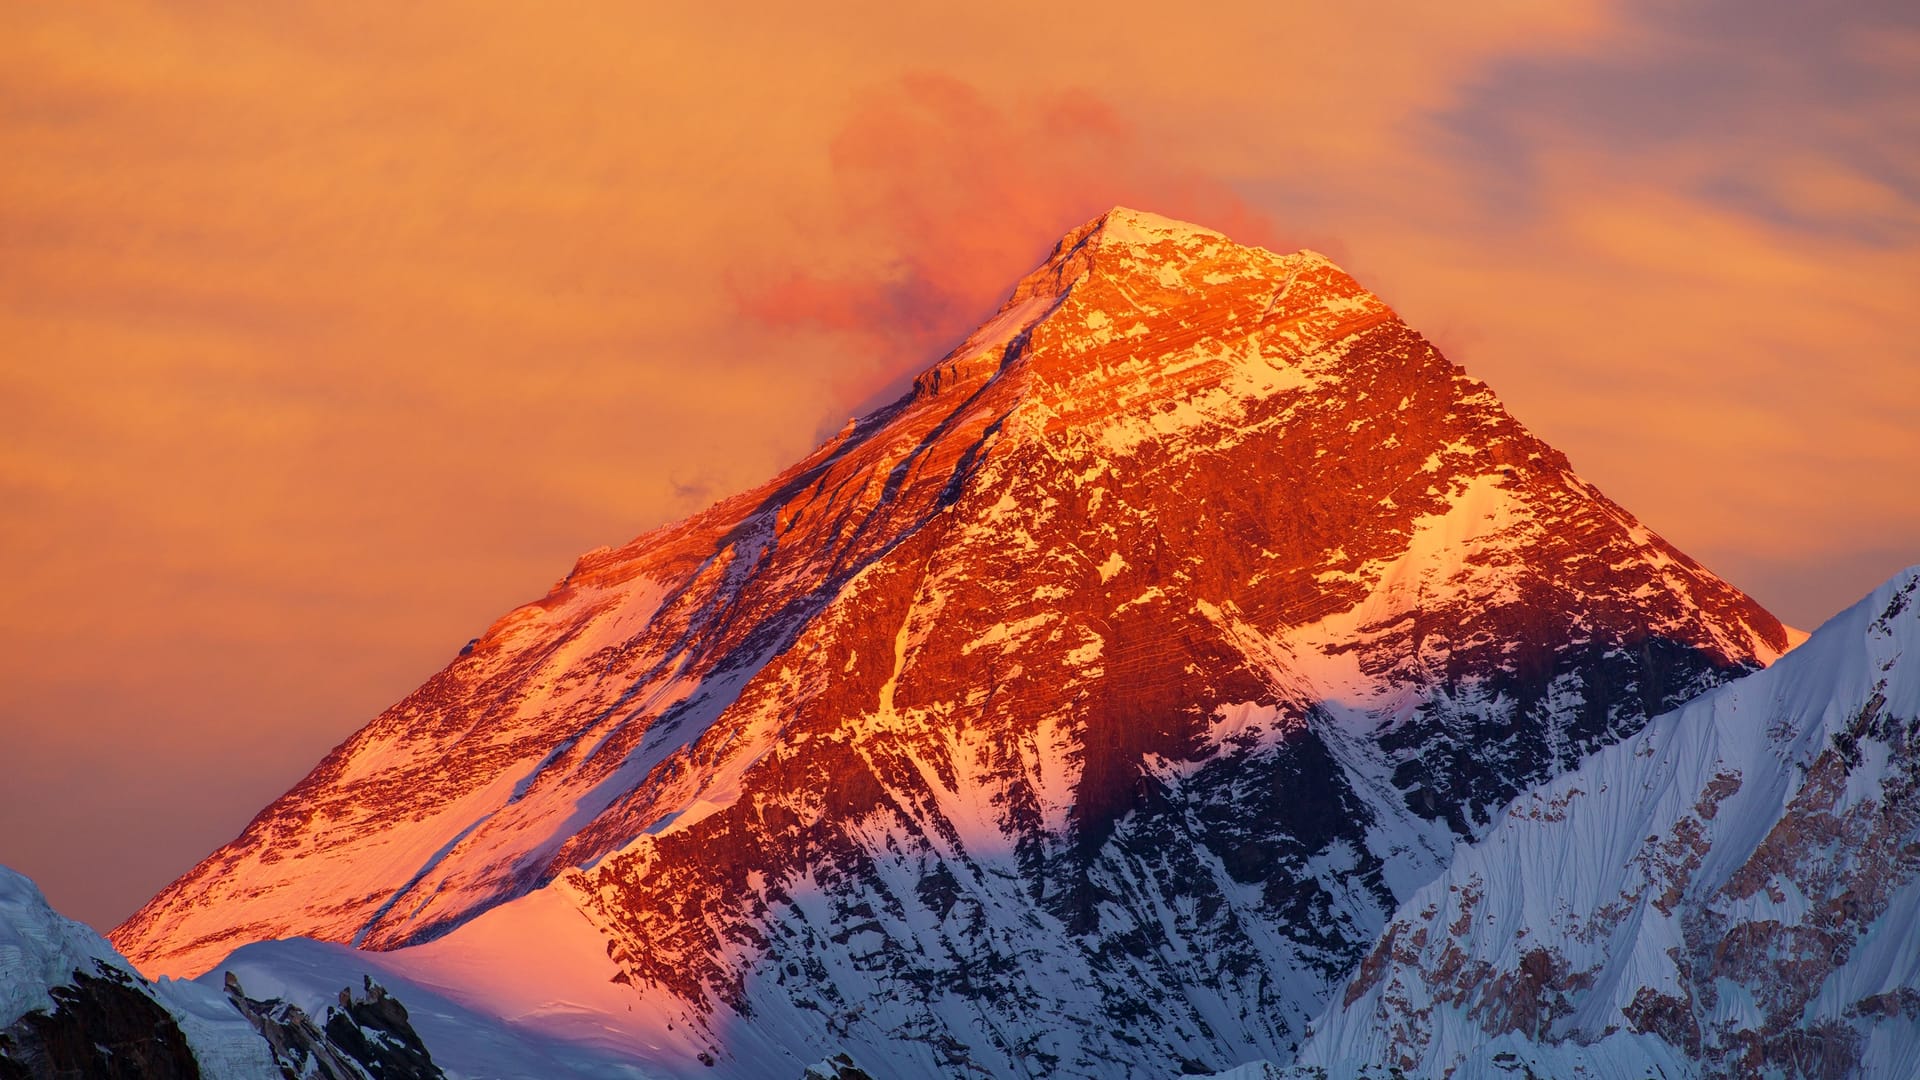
left=113, top=208, right=1794, bottom=1078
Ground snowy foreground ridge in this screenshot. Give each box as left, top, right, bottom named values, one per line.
left=1, top=865, right=280, bottom=1078
left=1, top=861, right=673, bottom=1078
left=0, top=864, right=470, bottom=1078
left=15, top=207, right=1899, bottom=1078
left=1217, top=567, right=1920, bottom=1079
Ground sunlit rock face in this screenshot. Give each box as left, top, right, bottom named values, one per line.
left=1299, top=570, right=1920, bottom=1080
left=113, top=209, right=1791, bottom=1077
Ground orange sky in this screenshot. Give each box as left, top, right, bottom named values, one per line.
left=4, top=1, right=1917, bottom=929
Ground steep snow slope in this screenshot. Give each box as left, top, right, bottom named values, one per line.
left=1300, top=568, right=1920, bottom=1079
left=117, top=209, right=1792, bottom=1077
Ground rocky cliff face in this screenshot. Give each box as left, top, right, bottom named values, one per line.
left=1298, top=569, right=1920, bottom=1080
left=112, top=209, right=1792, bottom=1077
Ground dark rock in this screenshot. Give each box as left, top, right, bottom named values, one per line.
left=0, top=962, right=200, bottom=1080
left=224, top=972, right=445, bottom=1080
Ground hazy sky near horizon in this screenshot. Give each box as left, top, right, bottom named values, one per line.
left=4, top=1, right=1917, bottom=930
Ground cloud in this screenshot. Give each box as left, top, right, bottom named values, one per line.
left=1430, top=0, right=1920, bottom=227
left=731, top=74, right=1283, bottom=407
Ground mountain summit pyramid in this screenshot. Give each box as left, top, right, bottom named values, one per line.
left=114, top=208, right=1793, bottom=1077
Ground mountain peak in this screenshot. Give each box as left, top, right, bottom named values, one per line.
left=1056, top=205, right=1330, bottom=282
left=928, top=207, right=1351, bottom=408
left=1086, top=205, right=1226, bottom=247
left=1013, top=205, right=1308, bottom=300
left=115, top=211, right=1791, bottom=1078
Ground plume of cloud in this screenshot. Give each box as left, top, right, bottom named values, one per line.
left=733, top=74, right=1284, bottom=407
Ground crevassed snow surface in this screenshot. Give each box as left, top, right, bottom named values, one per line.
left=1, top=865, right=127, bottom=1026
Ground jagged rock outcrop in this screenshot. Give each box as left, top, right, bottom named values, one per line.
left=319, top=978, right=442, bottom=1080
left=112, top=209, right=1793, bottom=1077
left=799, top=1053, right=875, bottom=1080
left=224, top=974, right=444, bottom=1080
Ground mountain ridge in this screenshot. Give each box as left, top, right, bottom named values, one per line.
left=114, top=208, right=1792, bottom=1077
left=1288, top=565, right=1920, bottom=1079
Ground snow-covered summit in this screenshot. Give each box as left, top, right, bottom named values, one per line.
left=1086, top=205, right=1229, bottom=247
